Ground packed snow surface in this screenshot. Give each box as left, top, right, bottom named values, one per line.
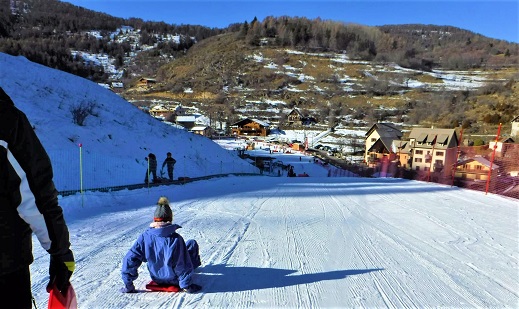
left=29, top=151, right=519, bottom=308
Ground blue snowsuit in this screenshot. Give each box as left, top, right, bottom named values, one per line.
left=121, top=224, right=201, bottom=289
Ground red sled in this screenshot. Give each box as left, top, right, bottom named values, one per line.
left=48, top=284, right=77, bottom=309
left=145, top=281, right=181, bottom=292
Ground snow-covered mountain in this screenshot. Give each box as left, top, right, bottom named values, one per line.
left=0, top=53, right=256, bottom=191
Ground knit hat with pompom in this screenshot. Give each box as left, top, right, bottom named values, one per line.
left=154, top=196, right=173, bottom=222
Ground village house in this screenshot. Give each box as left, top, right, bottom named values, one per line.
left=287, top=108, right=304, bottom=125
left=286, top=108, right=318, bottom=126
left=364, top=122, right=403, bottom=165
left=190, top=125, right=214, bottom=137
left=488, top=137, right=515, bottom=156
left=454, top=156, right=499, bottom=181
left=230, top=118, right=270, bottom=137
left=391, top=140, right=412, bottom=168
left=137, top=77, right=157, bottom=89
left=149, top=104, right=177, bottom=121
left=406, top=127, right=459, bottom=177
left=365, top=124, right=460, bottom=179
left=148, top=103, right=188, bottom=122
left=175, top=115, right=197, bottom=130
left=174, top=104, right=187, bottom=116
left=487, top=136, right=519, bottom=178
left=110, top=82, right=124, bottom=93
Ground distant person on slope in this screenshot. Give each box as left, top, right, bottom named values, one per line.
left=144, top=153, right=157, bottom=183
left=0, top=87, right=75, bottom=308
left=120, top=196, right=202, bottom=293
left=287, top=165, right=296, bottom=177
left=161, top=152, right=177, bottom=181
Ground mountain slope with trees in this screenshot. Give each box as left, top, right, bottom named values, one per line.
left=1, top=1, right=518, bottom=136
left=0, top=0, right=222, bottom=80
left=126, top=18, right=518, bottom=136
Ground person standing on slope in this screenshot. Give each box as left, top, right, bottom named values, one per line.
left=161, top=152, right=177, bottom=181
left=144, top=153, right=157, bottom=183
left=0, top=87, right=75, bottom=309
left=120, top=196, right=202, bottom=293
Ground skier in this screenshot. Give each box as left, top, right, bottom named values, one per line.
left=0, top=87, right=75, bottom=308
left=161, top=152, right=177, bottom=181
left=120, top=196, right=202, bottom=293
left=144, top=153, right=157, bottom=183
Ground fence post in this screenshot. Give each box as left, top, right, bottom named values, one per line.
left=485, top=123, right=501, bottom=195
left=78, top=143, right=84, bottom=207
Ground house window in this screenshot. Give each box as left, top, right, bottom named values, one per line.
left=371, top=138, right=377, bottom=142
left=415, top=150, right=423, bottom=155
left=434, top=160, right=443, bottom=172
left=414, top=158, right=422, bottom=163
left=415, top=166, right=420, bottom=171
left=476, top=165, right=482, bottom=170
left=424, top=167, right=430, bottom=172
left=436, top=151, right=444, bottom=156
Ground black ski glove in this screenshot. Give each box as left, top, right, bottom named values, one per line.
left=182, top=283, right=202, bottom=293
left=46, top=251, right=75, bottom=295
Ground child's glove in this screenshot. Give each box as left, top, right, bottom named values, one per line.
left=182, top=283, right=202, bottom=293
left=120, top=283, right=136, bottom=293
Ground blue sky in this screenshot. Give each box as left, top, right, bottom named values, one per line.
left=62, top=0, right=518, bottom=43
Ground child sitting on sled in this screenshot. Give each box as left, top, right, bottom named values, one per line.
left=120, top=197, right=202, bottom=293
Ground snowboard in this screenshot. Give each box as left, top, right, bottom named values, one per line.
left=48, top=284, right=77, bottom=309
left=145, top=281, right=181, bottom=292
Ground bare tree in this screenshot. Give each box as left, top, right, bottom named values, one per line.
left=70, top=101, right=97, bottom=126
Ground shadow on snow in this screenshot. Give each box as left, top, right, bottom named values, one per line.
left=195, top=264, right=383, bottom=293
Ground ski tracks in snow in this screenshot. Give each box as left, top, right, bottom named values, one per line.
left=29, top=177, right=518, bottom=308
left=341, top=185, right=517, bottom=308
left=175, top=192, right=276, bottom=308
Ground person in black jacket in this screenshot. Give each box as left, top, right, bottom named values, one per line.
left=287, top=165, right=296, bottom=177
left=161, top=152, right=177, bottom=181
left=144, top=153, right=158, bottom=183
left=0, top=87, right=75, bottom=309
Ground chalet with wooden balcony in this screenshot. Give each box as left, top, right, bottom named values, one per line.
left=454, top=156, right=499, bottom=181
left=287, top=108, right=304, bottom=125
left=364, top=122, right=403, bottom=165
left=286, top=108, right=317, bottom=126
left=231, top=118, right=270, bottom=137
left=137, top=77, right=157, bottom=88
